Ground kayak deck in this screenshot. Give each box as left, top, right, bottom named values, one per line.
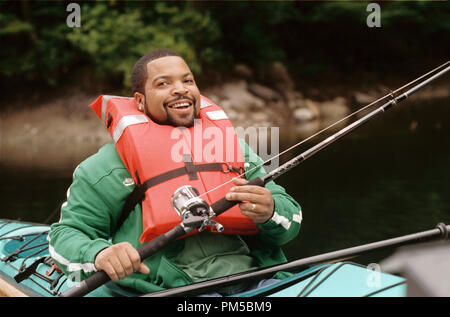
left=0, top=219, right=117, bottom=297
left=233, top=262, right=406, bottom=297
left=0, top=219, right=406, bottom=297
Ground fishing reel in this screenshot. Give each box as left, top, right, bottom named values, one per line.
left=171, top=185, right=224, bottom=233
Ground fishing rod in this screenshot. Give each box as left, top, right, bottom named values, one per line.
left=142, top=222, right=449, bottom=297
left=263, top=62, right=450, bottom=182
left=60, top=61, right=450, bottom=297
left=198, top=60, right=450, bottom=199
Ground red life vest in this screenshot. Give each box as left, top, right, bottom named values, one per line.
left=89, top=95, right=259, bottom=242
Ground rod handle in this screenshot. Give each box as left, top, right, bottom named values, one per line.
left=210, top=177, right=265, bottom=217
left=60, top=224, right=187, bottom=297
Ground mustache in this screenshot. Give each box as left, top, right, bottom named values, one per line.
left=163, top=95, right=196, bottom=108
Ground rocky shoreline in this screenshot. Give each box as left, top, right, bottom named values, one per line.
left=1, top=62, right=449, bottom=171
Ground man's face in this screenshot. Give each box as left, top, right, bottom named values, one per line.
left=136, top=56, right=201, bottom=127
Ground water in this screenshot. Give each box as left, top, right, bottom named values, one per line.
left=279, top=97, right=450, bottom=263
left=0, top=97, right=449, bottom=267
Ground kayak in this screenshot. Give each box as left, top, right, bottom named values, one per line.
left=0, top=219, right=119, bottom=297
left=0, top=218, right=407, bottom=297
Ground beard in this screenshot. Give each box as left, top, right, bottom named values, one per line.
left=144, top=96, right=199, bottom=127
left=166, top=109, right=197, bottom=127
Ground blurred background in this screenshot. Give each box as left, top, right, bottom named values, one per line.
left=0, top=1, right=449, bottom=264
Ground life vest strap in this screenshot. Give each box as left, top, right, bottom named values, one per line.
left=116, top=162, right=244, bottom=231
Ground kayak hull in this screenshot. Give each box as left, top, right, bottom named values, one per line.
left=0, top=219, right=406, bottom=297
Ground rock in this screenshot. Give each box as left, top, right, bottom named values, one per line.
left=296, top=120, right=321, bottom=138
left=287, top=97, right=305, bottom=110
left=284, top=90, right=304, bottom=101
left=221, top=80, right=265, bottom=110
left=284, top=91, right=306, bottom=110
left=251, top=111, right=269, bottom=123
left=248, top=83, right=281, bottom=102
left=233, top=64, right=253, bottom=80
left=220, top=99, right=234, bottom=110
left=293, top=107, right=316, bottom=122
left=318, top=97, right=350, bottom=118
left=206, top=94, right=221, bottom=104
left=409, top=120, right=418, bottom=132
left=304, top=99, right=321, bottom=118
left=264, top=61, right=295, bottom=93
left=292, top=98, right=320, bottom=123
left=353, top=91, right=375, bottom=105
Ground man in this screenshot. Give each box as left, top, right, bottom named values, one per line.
left=49, top=49, right=302, bottom=296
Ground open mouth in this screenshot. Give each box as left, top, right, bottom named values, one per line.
left=165, top=97, right=195, bottom=111
left=167, top=101, right=192, bottom=110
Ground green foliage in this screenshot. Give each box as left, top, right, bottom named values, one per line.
left=0, top=13, right=33, bottom=36
left=0, top=2, right=72, bottom=85
left=0, top=1, right=448, bottom=94
left=66, top=2, right=218, bottom=87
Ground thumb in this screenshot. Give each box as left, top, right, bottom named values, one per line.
left=139, top=262, right=150, bottom=275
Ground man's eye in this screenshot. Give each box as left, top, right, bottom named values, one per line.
left=157, top=82, right=168, bottom=86
left=184, top=79, right=194, bottom=83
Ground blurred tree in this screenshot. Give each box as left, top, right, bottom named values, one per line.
left=0, top=0, right=448, bottom=103
left=0, top=2, right=74, bottom=87
left=66, top=2, right=223, bottom=89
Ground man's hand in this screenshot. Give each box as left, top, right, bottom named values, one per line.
left=225, top=178, right=274, bottom=224
left=94, top=242, right=150, bottom=281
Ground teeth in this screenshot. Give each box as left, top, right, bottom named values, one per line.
left=170, top=102, right=190, bottom=108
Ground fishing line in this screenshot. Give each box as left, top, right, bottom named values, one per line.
left=198, top=60, right=450, bottom=200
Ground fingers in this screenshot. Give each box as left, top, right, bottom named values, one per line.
left=226, top=185, right=272, bottom=205
left=101, top=261, right=120, bottom=282
left=124, top=246, right=142, bottom=273
left=117, top=248, right=135, bottom=278
left=110, top=254, right=128, bottom=281
left=230, top=178, right=269, bottom=194
left=231, top=177, right=248, bottom=186
left=226, top=191, right=261, bottom=202
left=94, top=242, right=150, bottom=281
left=241, top=207, right=272, bottom=223
left=240, top=202, right=258, bottom=213
left=225, top=178, right=275, bottom=224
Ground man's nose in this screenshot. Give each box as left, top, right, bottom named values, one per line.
left=172, top=81, right=188, bottom=95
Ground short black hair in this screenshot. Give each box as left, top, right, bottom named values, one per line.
left=131, top=48, right=182, bottom=94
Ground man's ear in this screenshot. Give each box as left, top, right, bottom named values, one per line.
left=134, top=92, right=145, bottom=112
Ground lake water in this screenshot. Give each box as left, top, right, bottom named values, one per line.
left=0, top=96, right=449, bottom=267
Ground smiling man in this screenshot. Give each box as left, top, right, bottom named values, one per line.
left=133, top=51, right=200, bottom=127
left=49, top=49, right=302, bottom=296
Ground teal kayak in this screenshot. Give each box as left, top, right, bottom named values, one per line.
left=0, top=219, right=121, bottom=297
left=0, top=219, right=406, bottom=297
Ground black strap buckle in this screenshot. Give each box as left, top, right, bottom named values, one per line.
left=222, top=162, right=234, bottom=173
left=222, top=163, right=245, bottom=176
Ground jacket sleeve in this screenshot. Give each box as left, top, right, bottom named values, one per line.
left=239, top=139, right=302, bottom=246
left=48, top=164, right=123, bottom=280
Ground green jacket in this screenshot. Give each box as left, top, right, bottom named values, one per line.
left=49, top=140, right=302, bottom=294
